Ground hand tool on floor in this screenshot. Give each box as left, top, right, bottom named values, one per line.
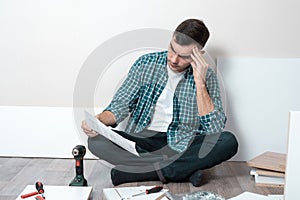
left=69, top=145, right=88, bottom=186
left=132, top=185, right=163, bottom=197
left=35, top=181, right=45, bottom=199
left=21, top=181, right=45, bottom=199
left=21, top=191, right=38, bottom=199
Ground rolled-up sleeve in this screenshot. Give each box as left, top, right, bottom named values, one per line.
left=197, top=68, right=227, bottom=134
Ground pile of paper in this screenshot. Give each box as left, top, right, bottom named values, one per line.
left=247, top=151, right=286, bottom=187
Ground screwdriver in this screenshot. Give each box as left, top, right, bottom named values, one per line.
left=35, top=181, right=45, bottom=199
left=132, top=186, right=163, bottom=197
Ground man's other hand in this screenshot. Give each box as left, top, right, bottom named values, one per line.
left=81, top=120, right=98, bottom=137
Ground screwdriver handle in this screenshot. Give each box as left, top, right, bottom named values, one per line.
left=35, top=181, right=44, bottom=194
left=146, top=186, right=163, bottom=194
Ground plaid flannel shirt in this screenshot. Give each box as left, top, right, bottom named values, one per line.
left=105, top=51, right=226, bottom=152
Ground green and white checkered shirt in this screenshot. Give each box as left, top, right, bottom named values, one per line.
left=105, top=51, right=226, bottom=152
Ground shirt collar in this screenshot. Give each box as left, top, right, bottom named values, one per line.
left=162, top=50, right=193, bottom=79
left=184, top=65, right=193, bottom=79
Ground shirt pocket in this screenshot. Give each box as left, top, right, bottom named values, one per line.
left=179, top=94, right=198, bottom=124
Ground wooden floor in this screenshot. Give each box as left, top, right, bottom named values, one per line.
left=0, top=157, right=283, bottom=200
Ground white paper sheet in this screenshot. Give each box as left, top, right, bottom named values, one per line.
left=103, top=186, right=168, bottom=200
left=228, top=192, right=269, bottom=200
left=268, top=195, right=284, bottom=200
left=84, top=111, right=140, bottom=157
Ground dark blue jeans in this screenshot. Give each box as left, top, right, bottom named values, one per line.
left=88, top=130, right=238, bottom=182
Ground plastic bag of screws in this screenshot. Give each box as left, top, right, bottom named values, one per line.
left=182, top=191, right=225, bottom=200
left=165, top=191, right=225, bottom=200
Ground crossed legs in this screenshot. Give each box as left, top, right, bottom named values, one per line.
left=88, top=130, right=238, bottom=186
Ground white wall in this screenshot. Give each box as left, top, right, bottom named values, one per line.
left=0, top=0, right=299, bottom=107
left=1, top=0, right=300, bottom=159
left=218, top=58, right=300, bottom=160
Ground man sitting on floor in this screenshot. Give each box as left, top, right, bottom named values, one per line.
left=82, top=18, right=238, bottom=186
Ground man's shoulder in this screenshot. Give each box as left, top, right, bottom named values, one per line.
left=129, top=51, right=167, bottom=75
left=137, top=51, right=167, bottom=63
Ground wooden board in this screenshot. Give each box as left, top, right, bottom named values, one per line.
left=255, top=183, right=283, bottom=188
left=255, top=169, right=285, bottom=178
left=250, top=169, right=284, bottom=188
left=247, top=152, right=286, bottom=173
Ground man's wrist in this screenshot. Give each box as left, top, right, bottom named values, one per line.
left=95, top=114, right=101, bottom=121
left=195, top=80, right=206, bottom=90
left=95, top=110, right=117, bottom=127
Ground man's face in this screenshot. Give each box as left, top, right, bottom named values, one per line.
left=167, top=36, right=195, bottom=73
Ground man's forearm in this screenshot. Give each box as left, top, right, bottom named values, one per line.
left=96, top=110, right=117, bottom=127
left=196, top=82, right=214, bottom=116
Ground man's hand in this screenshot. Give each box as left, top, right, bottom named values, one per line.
left=190, top=47, right=208, bottom=85
left=190, top=47, right=214, bottom=116
left=81, top=110, right=117, bottom=137
left=81, top=120, right=98, bottom=138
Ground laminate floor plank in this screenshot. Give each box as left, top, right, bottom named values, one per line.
left=231, top=161, right=272, bottom=196
left=0, top=157, right=31, bottom=181
left=187, top=162, right=242, bottom=199
left=85, top=160, right=112, bottom=200
left=2, top=158, right=53, bottom=197
left=167, top=182, right=191, bottom=194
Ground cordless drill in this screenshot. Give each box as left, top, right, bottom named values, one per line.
left=69, top=145, right=88, bottom=186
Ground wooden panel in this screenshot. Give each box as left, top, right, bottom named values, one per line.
left=256, top=169, right=284, bottom=178
left=285, top=111, right=300, bottom=200
left=247, top=152, right=286, bottom=173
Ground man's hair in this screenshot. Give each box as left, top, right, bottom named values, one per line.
left=174, top=19, right=210, bottom=48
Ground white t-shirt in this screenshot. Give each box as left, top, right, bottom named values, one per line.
left=146, top=65, right=185, bottom=132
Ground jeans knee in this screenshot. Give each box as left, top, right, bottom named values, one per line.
left=87, top=137, right=99, bottom=156
left=222, top=131, right=239, bottom=156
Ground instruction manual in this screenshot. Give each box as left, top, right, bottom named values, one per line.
left=103, top=186, right=168, bottom=200
left=85, top=111, right=140, bottom=157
